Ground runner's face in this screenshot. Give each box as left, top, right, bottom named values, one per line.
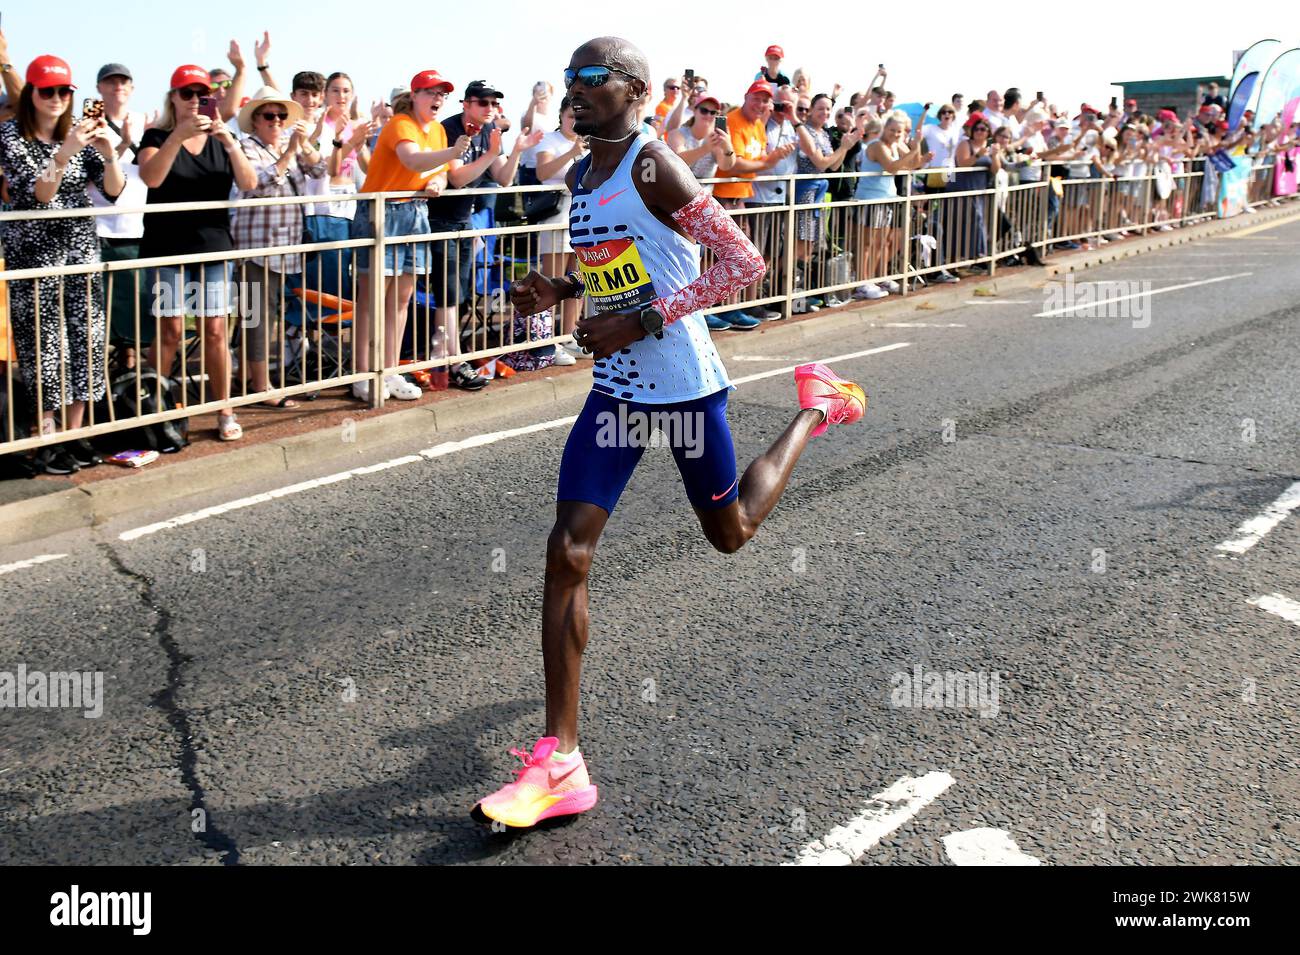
left=566, top=51, right=642, bottom=136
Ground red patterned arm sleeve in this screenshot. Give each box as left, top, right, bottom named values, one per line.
left=652, top=192, right=766, bottom=325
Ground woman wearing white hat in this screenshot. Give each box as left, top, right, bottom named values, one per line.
left=231, top=86, right=326, bottom=407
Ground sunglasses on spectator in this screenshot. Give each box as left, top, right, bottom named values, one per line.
left=939, top=110, right=955, bottom=117
left=695, top=106, right=718, bottom=116
left=563, top=65, right=639, bottom=89
left=469, top=97, right=499, bottom=107
left=36, top=86, right=75, bottom=100
left=175, top=87, right=209, bottom=100
left=796, top=106, right=810, bottom=114
left=666, top=85, right=681, bottom=91
left=257, top=111, right=289, bottom=122
left=210, top=79, right=233, bottom=90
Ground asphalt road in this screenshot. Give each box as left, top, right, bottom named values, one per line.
left=2, top=217, right=1298, bottom=866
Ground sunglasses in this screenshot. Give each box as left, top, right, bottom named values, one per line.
left=796, top=106, right=810, bottom=114
left=37, top=86, right=75, bottom=100
left=257, top=111, right=289, bottom=122
left=563, top=65, right=639, bottom=89
left=469, top=97, right=499, bottom=107
left=666, top=85, right=681, bottom=91
left=939, top=111, right=955, bottom=117
left=175, top=87, right=210, bottom=100
left=210, top=79, right=233, bottom=90
left=695, top=106, right=718, bottom=116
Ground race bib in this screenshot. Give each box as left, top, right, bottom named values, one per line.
left=575, top=238, right=656, bottom=313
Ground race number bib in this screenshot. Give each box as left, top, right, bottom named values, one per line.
left=575, top=238, right=656, bottom=314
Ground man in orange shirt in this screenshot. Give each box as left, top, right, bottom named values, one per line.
left=351, top=69, right=469, bottom=402
left=711, top=81, right=792, bottom=329
left=654, top=75, right=681, bottom=122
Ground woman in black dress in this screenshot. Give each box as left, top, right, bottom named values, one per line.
left=0, top=55, right=125, bottom=474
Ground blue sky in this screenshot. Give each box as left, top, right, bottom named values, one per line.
left=4, top=2, right=1257, bottom=133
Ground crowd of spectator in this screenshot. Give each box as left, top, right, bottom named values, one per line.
left=0, top=28, right=1296, bottom=476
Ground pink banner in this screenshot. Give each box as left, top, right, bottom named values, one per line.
left=1275, top=148, right=1298, bottom=195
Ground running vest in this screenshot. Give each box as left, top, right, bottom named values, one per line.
left=570, top=133, right=732, bottom=404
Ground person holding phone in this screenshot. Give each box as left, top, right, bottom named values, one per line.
left=138, top=65, right=257, bottom=442
left=0, top=55, right=125, bottom=473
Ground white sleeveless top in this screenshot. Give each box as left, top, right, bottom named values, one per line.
left=569, top=132, right=732, bottom=405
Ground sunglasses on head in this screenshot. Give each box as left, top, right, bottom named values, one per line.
left=257, top=110, right=289, bottom=122
left=175, top=87, right=210, bottom=100
left=563, top=65, right=639, bottom=89
left=37, top=86, right=75, bottom=100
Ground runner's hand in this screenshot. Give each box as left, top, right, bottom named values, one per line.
left=510, top=270, right=564, bottom=317
left=575, top=311, right=644, bottom=361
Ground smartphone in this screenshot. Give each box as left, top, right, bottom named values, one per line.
left=715, top=115, right=728, bottom=133
left=684, top=68, right=695, bottom=83
left=82, top=98, right=104, bottom=121
left=198, top=96, right=219, bottom=121
left=878, top=63, right=885, bottom=70
left=1110, top=96, right=1118, bottom=109
left=1037, top=91, right=1044, bottom=102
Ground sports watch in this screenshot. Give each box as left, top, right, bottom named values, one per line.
left=639, top=305, right=666, bottom=337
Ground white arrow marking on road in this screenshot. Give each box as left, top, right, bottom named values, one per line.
left=118, top=344, right=912, bottom=541
left=942, top=827, right=1043, bottom=865
left=0, top=553, right=67, bottom=576
left=1215, top=480, right=1300, bottom=557
left=1247, top=593, right=1300, bottom=627
left=787, top=771, right=955, bottom=866
left=1032, top=272, right=1253, bottom=317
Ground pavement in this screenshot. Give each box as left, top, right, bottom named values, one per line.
left=0, top=211, right=1297, bottom=865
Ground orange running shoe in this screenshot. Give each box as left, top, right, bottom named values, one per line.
left=795, top=362, right=867, bottom=437
left=473, top=737, right=598, bottom=828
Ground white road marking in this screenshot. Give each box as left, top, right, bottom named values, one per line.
left=1247, top=593, right=1300, bottom=627
left=881, top=322, right=967, bottom=328
left=1215, top=480, right=1300, bottom=556
left=730, top=341, right=911, bottom=386
left=119, top=343, right=912, bottom=540
left=0, top=553, right=67, bottom=576
left=1033, top=272, right=1253, bottom=318
left=942, top=827, right=1043, bottom=865
left=787, top=771, right=955, bottom=866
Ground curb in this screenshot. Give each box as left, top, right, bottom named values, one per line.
left=3, top=202, right=1297, bottom=548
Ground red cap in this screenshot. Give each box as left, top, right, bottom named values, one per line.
left=964, top=110, right=987, bottom=129
left=694, top=95, right=722, bottom=113
left=1125, top=98, right=1137, bottom=106
left=411, top=69, right=454, bottom=93
left=744, top=80, right=775, bottom=100
left=25, top=55, right=75, bottom=90
left=170, top=64, right=211, bottom=91
left=765, top=45, right=784, bottom=59
left=1077, top=104, right=1099, bottom=116
left=1157, top=108, right=1178, bottom=123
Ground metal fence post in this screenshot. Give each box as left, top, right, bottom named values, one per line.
left=901, top=173, right=913, bottom=294
left=370, top=195, right=386, bottom=409
left=784, top=173, right=797, bottom=317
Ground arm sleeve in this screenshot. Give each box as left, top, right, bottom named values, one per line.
left=651, top=191, right=766, bottom=326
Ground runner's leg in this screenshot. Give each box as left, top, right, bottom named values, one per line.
left=543, top=500, right=610, bottom=753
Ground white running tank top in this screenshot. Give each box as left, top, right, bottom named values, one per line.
left=570, top=133, right=732, bottom=405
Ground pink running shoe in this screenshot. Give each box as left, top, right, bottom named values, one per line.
left=473, top=737, right=599, bottom=828
left=795, top=362, right=867, bottom=437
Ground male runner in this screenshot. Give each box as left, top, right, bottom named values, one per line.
left=473, top=37, right=866, bottom=829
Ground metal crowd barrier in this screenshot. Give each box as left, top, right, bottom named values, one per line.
left=0, top=156, right=1291, bottom=456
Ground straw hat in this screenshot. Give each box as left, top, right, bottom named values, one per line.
left=238, top=85, right=305, bottom=134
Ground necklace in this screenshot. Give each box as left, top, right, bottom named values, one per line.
left=583, top=127, right=638, bottom=144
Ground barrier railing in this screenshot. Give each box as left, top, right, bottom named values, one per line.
left=0, top=156, right=1292, bottom=457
